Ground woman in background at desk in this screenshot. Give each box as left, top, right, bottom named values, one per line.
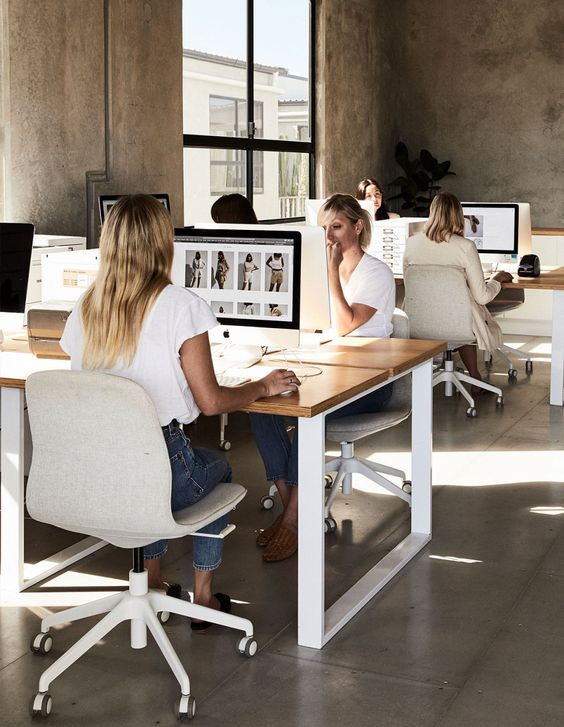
left=60, top=195, right=298, bottom=629
left=250, top=193, right=396, bottom=562
left=403, top=192, right=512, bottom=391
left=211, top=193, right=258, bottom=224
left=356, top=177, right=400, bottom=220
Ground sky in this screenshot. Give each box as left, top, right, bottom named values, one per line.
left=182, top=0, right=310, bottom=78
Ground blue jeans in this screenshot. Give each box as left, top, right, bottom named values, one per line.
left=144, top=422, right=231, bottom=571
left=250, top=382, right=394, bottom=487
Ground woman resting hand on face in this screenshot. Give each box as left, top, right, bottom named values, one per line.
left=250, top=194, right=396, bottom=563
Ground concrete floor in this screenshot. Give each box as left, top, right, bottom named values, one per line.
left=2, top=335, right=564, bottom=726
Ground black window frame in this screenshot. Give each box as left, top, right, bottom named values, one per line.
left=183, top=0, right=316, bottom=223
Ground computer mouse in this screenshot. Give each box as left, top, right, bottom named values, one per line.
left=279, top=389, right=295, bottom=397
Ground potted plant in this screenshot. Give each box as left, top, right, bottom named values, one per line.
left=389, top=141, right=456, bottom=216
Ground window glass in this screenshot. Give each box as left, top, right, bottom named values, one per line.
left=253, top=151, right=309, bottom=220
left=182, top=0, right=247, bottom=135
left=184, top=147, right=247, bottom=224
left=254, top=0, right=310, bottom=141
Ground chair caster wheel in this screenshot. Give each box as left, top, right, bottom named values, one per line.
left=158, top=611, right=170, bottom=623
left=30, top=692, right=52, bottom=718
left=526, top=360, right=533, bottom=374
left=237, top=636, right=258, bottom=657
left=466, top=407, right=477, bottom=417
left=324, top=517, right=337, bottom=534
left=324, top=474, right=333, bottom=488
left=508, top=369, right=517, bottom=381
left=496, top=396, right=504, bottom=408
left=30, top=633, right=53, bottom=655
left=176, top=694, right=196, bottom=720
left=402, top=480, right=412, bottom=494
left=219, top=440, right=231, bottom=451
left=260, top=495, right=274, bottom=510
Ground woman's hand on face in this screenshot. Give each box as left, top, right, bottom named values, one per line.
left=326, top=240, right=343, bottom=269
left=260, top=368, right=301, bottom=397
left=493, top=270, right=513, bottom=283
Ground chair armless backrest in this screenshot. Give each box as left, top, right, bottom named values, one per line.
left=389, top=308, right=411, bottom=410
left=25, top=370, right=177, bottom=541
left=403, top=264, right=475, bottom=344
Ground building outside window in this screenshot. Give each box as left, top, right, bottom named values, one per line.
left=182, top=0, right=314, bottom=223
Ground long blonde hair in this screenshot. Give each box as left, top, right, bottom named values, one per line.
left=424, top=192, right=465, bottom=243
left=317, top=193, right=372, bottom=250
left=81, top=194, right=174, bottom=369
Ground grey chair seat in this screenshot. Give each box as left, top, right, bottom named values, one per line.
left=322, top=309, right=413, bottom=527
left=326, top=401, right=410, bottom=443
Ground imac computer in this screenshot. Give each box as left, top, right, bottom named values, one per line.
left=305, top=197, right=374, bottom=225
left=172, top=227, right=302, bottom=350
left=0, top=223, right=35, bottom=341
left=193, top=222, right=331, bottom=338
left=460, top=202, right=527, bottom=265
left=98, top=193, right=171, bottom=225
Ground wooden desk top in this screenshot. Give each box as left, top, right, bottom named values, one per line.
left=502, top=266, right=564, bottom=291
left=242, top=363, right=389, bottom=418
left=266, top=337, right=446, bottom=376
left=0, top=350, right=70, bottom=389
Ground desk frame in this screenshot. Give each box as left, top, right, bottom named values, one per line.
left=550, top=291, right=564, bottom=406
left=1, top=387, right=106, bottom=594
left=297, top=359, right=433, bottom=649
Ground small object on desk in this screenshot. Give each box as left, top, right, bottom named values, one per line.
left=216, top=373, right=251, bottom=387
left=518, top=254, right=540, bottom=277
left=279, top=389, right=295, bottom=397
left=27, top=303, right=73, bottom=359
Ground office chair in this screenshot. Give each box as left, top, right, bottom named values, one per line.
left=485, top=289, right=533, bottom=379
left=323, top=309, right=413, bottom=533
left=25, top=370, right=257, bottom=720
left=403, top=264, right=503, bottom=417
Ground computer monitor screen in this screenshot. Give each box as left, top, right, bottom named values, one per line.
left=194, top=222, right=331, bottom=335
left=460, top=203, right=519, bottom=255
left=0, top=223, right=35, bottom=313
left=305, top=197, right=374, bottom=225
left=98, top=194, right=171, bottom=225
left=172, top=227, right=301, bottom=348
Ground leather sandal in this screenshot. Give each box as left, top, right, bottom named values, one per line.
left=191, top=592, right=231, bottom=631
left=256, top=513, right=283, bottom=547
left=263, top=525, right=298, bottom=562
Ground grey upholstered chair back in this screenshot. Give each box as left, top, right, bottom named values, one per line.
left=25, top=370, right=217, bottom=549
left=325, top=308, right=411, bottom=443
left=404, top=264, right=475, bottom=345
left=386, top=307, right=411, bottom=409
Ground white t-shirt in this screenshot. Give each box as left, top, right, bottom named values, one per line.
left=341, top=252, right=395, bottom=337
left=60, top=284, right=217, bottom=426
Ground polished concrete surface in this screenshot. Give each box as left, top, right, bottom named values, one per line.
left=2, top=335, right=564, bottom=725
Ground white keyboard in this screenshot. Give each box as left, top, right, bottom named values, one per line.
left=216, top=373, right=251, bottom=387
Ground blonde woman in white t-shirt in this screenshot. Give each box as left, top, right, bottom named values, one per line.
left=60, top=195, right=299, bottom=629
left=250, top=194, right=395, bottom=562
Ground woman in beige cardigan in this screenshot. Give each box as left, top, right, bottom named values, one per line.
left=403, top=192, right=512, bottom=390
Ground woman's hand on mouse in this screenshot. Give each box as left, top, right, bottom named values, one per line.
left=493, top=270, right=513, bottom=283
left=260, top=368, right=301, bottom=397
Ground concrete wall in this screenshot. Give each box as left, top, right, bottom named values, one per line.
left=0, top=0, right=183, bottom=244
left=316, top=0, right=394, bottom=198
left=319, top=0, right=564, bottom=227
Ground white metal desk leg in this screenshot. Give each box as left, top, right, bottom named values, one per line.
left=1, top=388, right=25, bottom=593
left=550, top=291, right=564, bottom=406
left=297, top=414, right=326, bottom=649
left=411, top=360, right=433, bottom=536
